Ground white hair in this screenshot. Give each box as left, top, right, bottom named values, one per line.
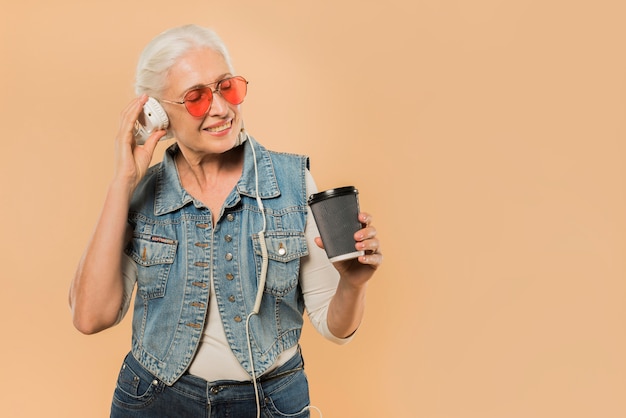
left=134, top=24, right=234, bottom=97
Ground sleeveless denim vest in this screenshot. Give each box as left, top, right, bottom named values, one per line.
left=125, top=137, right=310, bottom=385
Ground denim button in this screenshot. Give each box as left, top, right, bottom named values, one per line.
left=228, top=295, right=235, bottom=302
left=226, top=273, right=234, bottom=280
left=224, top=234, right=232, bottom=242
left=234, top=316, right=242, bottom=322
left=225, top=253, right=233, bottom=261
left=196, top=223, right=209, bottom=229
left=226, top=214, right=235, bottom=222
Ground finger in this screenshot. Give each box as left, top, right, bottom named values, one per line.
left=358, top=251, right=383, bottom=267
left=120, top=95, right=147, bottom=125
left=358, top=212, right=372, bottom=226
left=356, top=237, right=381, bottom=254
left=134, top=130, right=166, bottom=168
left=143, top=129, right=167, bottom=149
left=355, top=225, right=377, bottom=242
left=314, top=236, right=325, bottom=249
left=118, top=95, right=149, bottom=144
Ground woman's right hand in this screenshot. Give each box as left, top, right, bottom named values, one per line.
left=114, top=95, right=167, bottom=192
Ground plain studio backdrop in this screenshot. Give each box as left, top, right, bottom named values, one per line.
left=1, top=1, right=626, bottom=417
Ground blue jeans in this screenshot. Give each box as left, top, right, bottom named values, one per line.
left=110, top=349, right=311, bottom=418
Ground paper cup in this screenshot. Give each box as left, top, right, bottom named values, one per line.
left=308, top=186, right=365, bottom=262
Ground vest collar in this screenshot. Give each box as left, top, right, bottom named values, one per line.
left=153, top=136, right=280, bottom=216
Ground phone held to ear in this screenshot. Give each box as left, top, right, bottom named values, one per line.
left=133, top=97, right=169, bottom=145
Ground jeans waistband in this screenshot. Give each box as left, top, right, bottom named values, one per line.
left=123, top=347, right=304, bottom=401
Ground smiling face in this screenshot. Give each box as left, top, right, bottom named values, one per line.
left=160, top=47, right=244, bottom=159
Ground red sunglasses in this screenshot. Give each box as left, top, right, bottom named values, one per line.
left=161, top=76, right=248, bottom=117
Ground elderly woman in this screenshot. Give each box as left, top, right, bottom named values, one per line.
left=69, top=24, right=382, bottom=418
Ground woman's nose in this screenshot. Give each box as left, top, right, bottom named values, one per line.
left=209, top=92, right=229, bottom=116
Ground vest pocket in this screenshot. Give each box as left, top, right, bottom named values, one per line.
left=253, top=231, right=308, bottom=295
left=126, top=233, right=177, bottom=299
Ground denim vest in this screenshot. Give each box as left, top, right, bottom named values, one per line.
left=125, top=137, right=310, bottom=386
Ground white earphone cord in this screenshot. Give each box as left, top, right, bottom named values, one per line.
left=245, top=136, right=267, bottom=418
left=245, top=136, right=322, bottom=418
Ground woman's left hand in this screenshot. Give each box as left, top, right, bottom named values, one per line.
left=315, top=212, right=382, bottom=287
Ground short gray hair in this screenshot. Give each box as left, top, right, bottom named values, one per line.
left=134, top=24, right=234, bottom=98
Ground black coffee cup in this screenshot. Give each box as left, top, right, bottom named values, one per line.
left=308, top=186, right=365, bottom=262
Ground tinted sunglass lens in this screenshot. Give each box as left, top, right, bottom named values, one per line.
left=221, top=77, right=247, bottom=105
left=184, top=88, right=212, bottom=117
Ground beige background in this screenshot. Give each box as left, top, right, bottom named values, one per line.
left=2, top=0, right=626, bottom=417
